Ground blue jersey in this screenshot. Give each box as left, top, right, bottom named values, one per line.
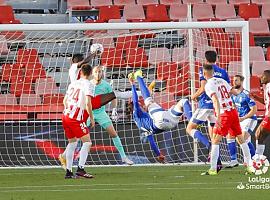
left=198, top=64, right=230, bottom=109
left=231, top=89, right=257, bottom=120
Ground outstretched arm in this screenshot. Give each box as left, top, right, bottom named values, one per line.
left=77, top=52, right=96, bottom=68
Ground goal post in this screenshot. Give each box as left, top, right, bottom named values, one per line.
left=0, top=21, right=249, bottom=167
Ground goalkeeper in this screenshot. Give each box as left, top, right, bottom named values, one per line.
left=128, top=70, right=192, bottom=161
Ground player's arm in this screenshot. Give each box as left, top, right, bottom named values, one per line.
left=63, top=95, right=68, bottom=109
left=86, top=96, right=95, bottom=128
left=77, top=53, right=96, bottom=68
left=191, top=80, right=206, bottom=101
left=211, top=93, right=221, bottom=127
left=241, top=97, right=257, bottom=121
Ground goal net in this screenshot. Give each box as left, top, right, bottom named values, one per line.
left=0, top=22, right=249, bottom=167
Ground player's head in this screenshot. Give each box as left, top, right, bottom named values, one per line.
left=261, top=70, right=270, bottom=84
left=233, top=75, right=244, bottom=89
left=80, top=64, right=92, bottom=79
left=92, top=65, right=104, bottom=83
left=71, top=54, right=84, bottom=64
left=205, top=50, right=217, bottom=64
left=203, top=64, right=214, bottom=79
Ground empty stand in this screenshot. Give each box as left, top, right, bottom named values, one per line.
left=206, top=0, right=228, bottom=5
left=229, top=0, right=251, bottom=6
left=169, top=4, right=188, bottom=21
left=192, top=3, right=214, bottom=20
left=0, top=35, right=8, bottom=55
left=67, top=0, right=91, bottom=10
left=123, top=4, right=145, bottom=21
left=101, top=48, right=126, bottom=67
left=154, top=92, right=176, bottom=110
left=125, top=47, right=148, bottom=67
left=157, top=62, right=179, bottom=80
left=215, top=4, right=236, bottom=20
left=43, top=93, right=65, bottom=105
left=35, top=78, right=59, bottom=95
left=114, top=0, right=136, bottom=7
left=249, top=18, right=270, bottom=35
left=228, top=61, right=243, bottom=77
left=182, top=0, right=203, bottom=4
left=160, top=0, right=182, bottom=6
left=17, top=48, right=39, bottom=65
left=115, top=35, right=138, bottom=50
left=250, top=46, right=265, bottom=63
left=0, top=5, right=21, bottom=24
left=91, top=0, right=112, bottom=8
left=148, top=48, right=171, bottom=65
left=238, top=3, right=260, bottom=20
left=99, top=6, right=121, bottom=22
left=20, top=94, right=41, bottom=106
left=146, top=4, right=170, bottom=22
left=166, top=75, right=190, bottom=96
left=252, top=61, right=270, bottom=76
left=0, top=94, right=17, bottom=105
left=172, top=47, right=189, bottom=63
left=137, top=0, right=159, bottom=6
left=261, top=4, right=270, bottom=20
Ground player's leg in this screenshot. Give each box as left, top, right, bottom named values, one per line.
left=91, top=92, right=116, bottom=110
left=175, top=99, right=192, bottom=120
left=255, top=117, right=270, bottom=156
left=225, top=134, right=239, bottom=168
left=242, top=119, right=257, bottom=158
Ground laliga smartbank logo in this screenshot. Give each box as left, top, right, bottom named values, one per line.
left=237, top=155, right=270, bottom=190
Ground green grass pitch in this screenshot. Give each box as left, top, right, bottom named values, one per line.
left=0, top=165, right=269, bottom=200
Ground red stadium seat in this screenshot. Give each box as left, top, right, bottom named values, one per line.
left=99, top=6, right=121, bottom=22
left=166, top=75, right=190, bottom=96
left=193, top=4, right=214, bottom=20
left=115, top=35, right=138, bottom=51
left=67, top=0, right=91, bottom=10
left=10, top=77, right=33, bottom=97
left=250, top=46, right=265, bottom=63
left=232, top=32, right=255, bottom=49
left=1, top=63, right=12, bottom=82
left=250, top=75, right=261, bottom=93
left=25, top=63, right=47, bottom=83
left=154, top=92, right=176, bottom=110
left=91, top=0, right=112, bottom=8
left=215, top=4, right=236, bottom=20
left=262, top=4, right=270, bottom=20
left=160, top=0, right=181, bottom=6
left=182, top=0, right=203, bottom=4
left=43, top=93, right=65, bottom=105
left=146, top=4, right=170, bottom=22
left=229, top=0, right=251, bottom=6
left=0, top=31, right=25, bottom=40
left=123, top=4, right=145, bottom=21
left=114, top=0, right=135, bottom=8
left=101, top=48, right=125, bottom=67
left=169, top=4, right=188, bottom=21
left=249, top=18, right=270, bottom=36
left=228, top=61, right=242, bottom=77
left=238, top=3, right=259, bottom=20
left=92, top=37, right=115, bottom=48
left=148, top=47, right=171, bottom=65
left=37, top=113, right=63, bottom=120
left=219, top=48, right=241, bottom=68
left=252, top=61, right=270, bottom=76
left=206, top=0, right=228, bottom=5
left=35, top=78, right=59, bottom=95
left=126, top=47, right=148, bottom=68
left=208, top=32, right=231, bottom=49
left=17, top=48, right=39, bottom=65
left=20, top=94, right=41, bottom=106
left=267, top=47, right=270, bottom=61
left=0, top=94, right=17, bottom=105
left=157, top=62, right=179, bottom=80
left=137, top=0, right=159, bottom=6
left=172, top=47, right=189, bottom=63
left=0, top=5, right=21, bottom=24
left=193, top=31, right=208, bottom=48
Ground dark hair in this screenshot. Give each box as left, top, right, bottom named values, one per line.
left=264, top=70, right=270, bottom=76
left=203, top=64, right=213, bottom=71
left=80, top=64, right=92, bottom=76
left=72, top=54, right=84, bottom=63
left=234, top=74, right=245, bottom=81
left=205, top=50, right=217, bottom=63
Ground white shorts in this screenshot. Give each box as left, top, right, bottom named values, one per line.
left=148, top=103, right=182, bottom=131
left=240, top=118, right=257, bottom=135
left=190, top=108, right=216, bottom=126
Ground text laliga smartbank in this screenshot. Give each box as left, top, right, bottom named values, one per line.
left=245, top=176, right=270, bottom=190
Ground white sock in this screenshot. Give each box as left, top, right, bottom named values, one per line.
left=240, top=143, right=252, bottom=166
left=227, top=138, right=235, bottom=144
left=190, top=129, right=196, bottom=138
left=210, top=144, right=219, bottom=170
left=62, top=141, right=78, bottom=158
left=256, top=143, right=265, bottom=156
left=78, top=142, right=92, bottom=169
left=66, top=142, right=77, bottom=171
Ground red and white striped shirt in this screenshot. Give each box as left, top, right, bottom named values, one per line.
left=205, top=77, right=233, bottom=113
left=69, top=63, right=81, bottom=83
left=64, top=78, right=95, bottom=121
left=264, top=82, right=270, bottom=116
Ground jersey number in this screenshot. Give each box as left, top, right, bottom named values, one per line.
left=218, top=85, right=230, bottom=99
left=69, top=88, right=80, bottom=102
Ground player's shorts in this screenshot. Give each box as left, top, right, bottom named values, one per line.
left=93, top=111, right=112, bottom=129
left=261, top=116, right=270, bottom=132
left=215, top=109, right=242, bottom=137
left=91, top=95, right=102, bottom=110
left=148, top=103, right=182, bottom=130
left=190, top=108, right=216, bottom=126
left=62, top=114, right=89, bottom=139
left=240, top=118, right=257, bottom=135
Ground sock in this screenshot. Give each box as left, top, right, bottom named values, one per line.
left=210, top=144, right=219, bottom=170
left=112, top=136, right=126, bottom=159
left=62, top=141, right=78, bottom=158
left=78, top=142, right=92, bottom=169
left=66, top=142, right=77, bottom=171
left=191, top=129, right=210, bottom=149
left=180, top=99, right=192, bottom=120
left=227, top=138, right=237, bottom=161
left=247, top=142, right=256, bottom=158
left=137, top=76, right=151, bottom=100
left=147, top=134, right=161, bottom=156
left=256, top=142, right=265, bottom=156
left=240, top=142, right=252, bottom=166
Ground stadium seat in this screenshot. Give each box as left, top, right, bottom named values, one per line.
left=267, top=47, right=270, bottom=61
left=0, top=0, right=6, bottom=5
left=228, top=61, right=243, bottom=77
left=66, top=0, right=91, bottom=10
left=182, top=0, right=203, bottom=4
left=208, top=32, right=232, bottom=49
left=215, top=4, right=236, bottom=20
left=17, top=48, right=39, bottom=65
left=101, top=48, right=126, bottom=67
left=114, top=0, right=136, bottom=8
left=25, top=63, right=47, bottom=83
left=92, top=37, right=115, bottom=48
left=250, top=0, right=269, bottom=5
left=115, top=35, right=138, bottom=51
left=148, top=48, right=171, bottom=65
left=0, top=5, right=21, bottom=24
left=219, top=48, right=241, bottom=68
left=160, top=0, right=181, bottom=6
left=107, top=19, right=129, bottom=35
left=0, top=35, right=8, bottom=55
left=166, top=75, right=190, bottom=96
left=193, top=31, right=208, bottom=48
left=123, top=4, right=145, bottom=21
left=9, top=63, right=24, bottom=82
left=195, top=46, right=217, bottom=62
left=10, top=77, right=33, bottom=97
left=1, top=63, right=12, bottom=82
left=125, top=47, right=148, bottom=68
left=229, top=0, right=251, bottom=6
left=0, top=94, right=17, bottom=105
left=180, top=61, right=201, bottom=88
left=232, top=32, right=255, bottom=49
left=91, top=0, right=112, bottom=8
left=43, top=93, right=65, bottom=105
left=238, top=3, right=260, bottom=20
left=35, top=78, right=59, bottom=95
left=225, top=18, right=245, bottom=33
left=250, top=46, right=265, bottom=63
left=99, top=6, right=121, bottom=22
left=172, top=47, right=189, bottom=63
left=19, top=94, right=41, bottom=106
left=206, top=0, right=228, bottom=5
left=192, top=3, right=214, bottom=20
left=249, top=18, right=270, bottom=36
left=146, top=4, right=170, bottom=22
left=157, top=62, right=179, bottom=80
left=262, top=4, right=270, bottom=20
left=252, top=61, right=270, bottom=76
left=154, top=92, right=176, bottom=110
left=169, top=4, right=188, bottom=21
left=250, top=75, right=261, bottom=93
left=137, top=0, right=159, bottom=6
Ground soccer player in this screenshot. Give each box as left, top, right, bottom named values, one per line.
left=250, top=70, right=270, bottom=157
left=201, top=64, right=253, bottom=175
left=226, top=75, right=257, bottom=168
left=128, top=70, right=192, bottom=161
left=62, top=64, right=95, bottom=179
left=87, top=65, right=134, bottom=165
left=187, top=51, right=230, bottom=169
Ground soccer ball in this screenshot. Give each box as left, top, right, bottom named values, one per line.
left=251, top=155, right=269, bottom=175
left=90, top=43, right=104, bottom=55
